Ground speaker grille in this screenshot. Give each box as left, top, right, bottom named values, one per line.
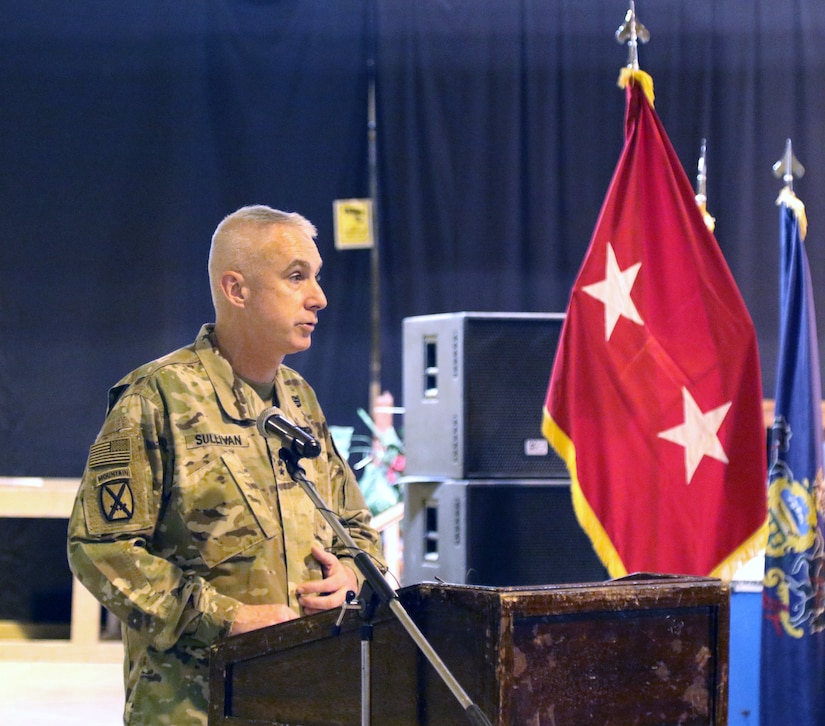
left=462, top=316, right=566, bottom=478
left=464, top=482, right=607, bottom=586
left=403, top=312, right=569, bottom=479
left=402, top=479, right=608, bottom=588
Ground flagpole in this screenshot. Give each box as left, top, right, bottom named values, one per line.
left=760, top=139, right=825, bottom=725
left=772, top=139, right=808, bottom=242
left=695, top=138, right=708, bottom=205
left=367, top=0, right=382, bottom=417
left=695, top=139, right=716, bottom=232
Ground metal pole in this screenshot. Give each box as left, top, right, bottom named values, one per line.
left=367, top=0, right=381, bottom=413
left=361, top=634, right=371, bottom=725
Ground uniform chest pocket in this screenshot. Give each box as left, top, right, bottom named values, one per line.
left=177, top=450, right=281, bottom=567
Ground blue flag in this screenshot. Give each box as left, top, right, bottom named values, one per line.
left=760, top=189, right=825, bottom=725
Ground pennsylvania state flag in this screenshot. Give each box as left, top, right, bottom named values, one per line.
left=543, top=69, right=767, bottom=578
left=760, top=188, right=825, bottom=725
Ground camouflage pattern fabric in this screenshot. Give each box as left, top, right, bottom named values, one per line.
left=67, top=324, right=385, bottom=724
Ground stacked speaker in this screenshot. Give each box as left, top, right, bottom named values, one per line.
left=401, top=312, right=607, bottom=587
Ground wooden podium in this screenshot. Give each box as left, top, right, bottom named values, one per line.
left=209, top=575, right=729, bottom=725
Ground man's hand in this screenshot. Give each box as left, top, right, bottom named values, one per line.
left=296, top=543, right=358, bottom=615
left=229, top=603, right=299, bottom=636
left=228, top=544, right=358, bottom=635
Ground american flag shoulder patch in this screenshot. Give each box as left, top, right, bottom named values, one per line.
left=89, top=438, right=131, bottom=468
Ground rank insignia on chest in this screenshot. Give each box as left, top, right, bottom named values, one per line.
left=99, top=479, right=135, bottom=522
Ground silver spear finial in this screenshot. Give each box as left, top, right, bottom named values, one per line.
left=772, top=138, right=805, bottom=191
left=615, top=1, right=650, bottom=70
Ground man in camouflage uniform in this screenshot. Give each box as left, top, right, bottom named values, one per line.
left=67, top=206, right=385, bottom=724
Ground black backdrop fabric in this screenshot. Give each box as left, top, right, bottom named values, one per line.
left=2, top=0, right=824, bottom=477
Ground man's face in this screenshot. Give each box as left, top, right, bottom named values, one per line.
left=243, top=225, right=327, bottom=363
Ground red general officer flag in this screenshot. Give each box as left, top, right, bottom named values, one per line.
left=543, top=70, right=767, bottom=578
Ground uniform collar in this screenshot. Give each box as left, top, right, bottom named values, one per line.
left=194, top=324, right=262, bottom=423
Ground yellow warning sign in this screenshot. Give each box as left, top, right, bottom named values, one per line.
left=333, top=198, right=374, bottom=250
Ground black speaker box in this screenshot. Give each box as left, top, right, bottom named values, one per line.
left=402, top=312, right=567, bottom=479
left=402, top=478, right=608, bottom=587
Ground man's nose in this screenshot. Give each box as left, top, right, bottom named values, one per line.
left=308, top=278, right=327, bottom=310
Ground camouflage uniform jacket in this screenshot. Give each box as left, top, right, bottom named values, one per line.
left=67, top=324, right=385, bottom=725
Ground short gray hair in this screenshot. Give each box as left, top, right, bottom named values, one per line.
left=207, top=205, right=317, bottom=311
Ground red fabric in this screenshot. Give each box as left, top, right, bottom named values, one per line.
left=545, top=81, right=767, bottom=576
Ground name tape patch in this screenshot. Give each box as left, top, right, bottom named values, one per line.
left=186, top=433, right=249, bottom=449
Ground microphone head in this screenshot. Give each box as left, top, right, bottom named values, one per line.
left=256, top=406, right=322, bottom=459
left=256, top=406, right=282, bottom=437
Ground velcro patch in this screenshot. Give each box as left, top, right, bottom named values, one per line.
left=89, top=438, right=131, bottom=468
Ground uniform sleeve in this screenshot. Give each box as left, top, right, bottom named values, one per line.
left=324, top=428, right=388, bottom=587
left=66, top=389, right=243, bottom=652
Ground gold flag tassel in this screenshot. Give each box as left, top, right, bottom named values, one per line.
left=617, top=67, right=655, bottom=107
left=777, top=186, right=808, bottom=241
left=776, top=187, right=808, bottom=242
left=696, top=200, right=716, bottom=233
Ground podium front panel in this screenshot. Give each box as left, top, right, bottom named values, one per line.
left=209, top=577, right=729, bottom=726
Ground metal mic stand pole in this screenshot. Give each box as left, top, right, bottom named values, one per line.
left=280, top=447, right=492, bottom=726
left=332, top=588, right=376, bottom=726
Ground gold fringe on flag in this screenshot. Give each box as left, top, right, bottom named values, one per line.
left=542, top=407, right=628, bottom=579
left=709, top=518, right=768, bottom=582
left=544, top=402, right=768, bottom=582
left=777, top=186, right=808, bottom=241
left=617, top=67, right=655, bottom=107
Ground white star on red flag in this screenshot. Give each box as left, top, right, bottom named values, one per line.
left=658, top=387, right=732, bottom=484
left=582, top=242, right=644, bottom=340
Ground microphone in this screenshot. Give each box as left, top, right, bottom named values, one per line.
left=256, top=406, right=322, bottom=459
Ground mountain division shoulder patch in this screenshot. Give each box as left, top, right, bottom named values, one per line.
left=99, top=478, right=135, bottom=522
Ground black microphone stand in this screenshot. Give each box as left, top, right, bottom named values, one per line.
left=279, top=446, right=492, bottom=726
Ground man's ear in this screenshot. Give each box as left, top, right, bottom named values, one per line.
left=219, top=271, right=247, bottom=308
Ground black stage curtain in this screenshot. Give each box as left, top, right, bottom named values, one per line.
left=1, top=0, right=824, bottom=477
